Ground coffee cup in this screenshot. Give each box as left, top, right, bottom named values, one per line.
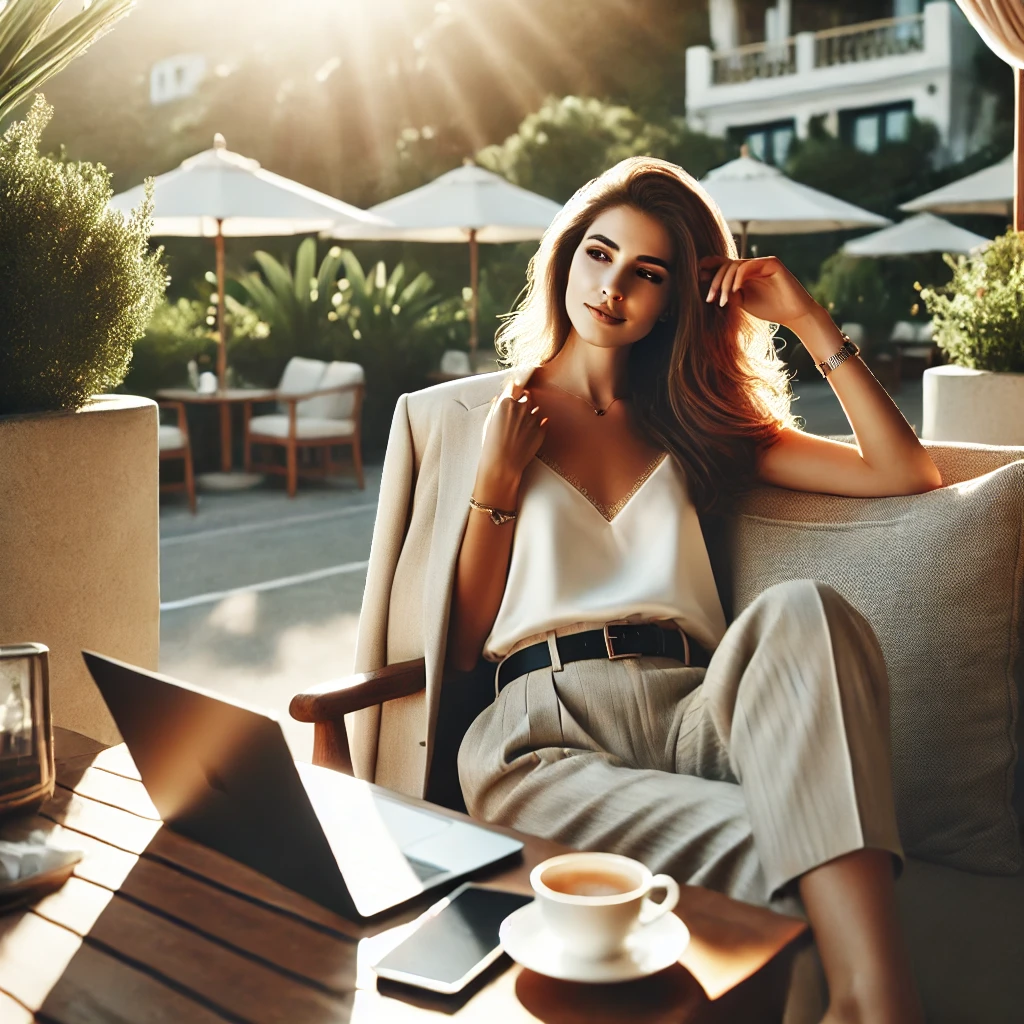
left=530, top=852, right=680, bottom=960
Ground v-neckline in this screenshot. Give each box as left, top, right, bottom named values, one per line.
left=535, top=452, right=669, bottom=523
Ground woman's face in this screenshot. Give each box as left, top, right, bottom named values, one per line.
left=563, top=204, right=675, bottom=350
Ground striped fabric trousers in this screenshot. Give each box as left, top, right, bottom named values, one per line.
left=457, top=579, right=904, bottom=917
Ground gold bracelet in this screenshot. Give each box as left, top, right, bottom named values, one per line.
left=469, top=497, right=517, bottom=526
left=816, top=333, right=861, bottom=378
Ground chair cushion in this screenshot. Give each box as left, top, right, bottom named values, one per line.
left=276, top=356, right=328, bottom=417
left=248, top=414, right=356, bottom=440
left=724, top=454, right=1024, bottom=874
left=158, top=424, right=187, bottom=451
left=301, top=361, right=363, bottom=421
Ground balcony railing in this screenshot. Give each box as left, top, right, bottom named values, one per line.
left=711, top=38, right=796, bottom=85
left=707, top=12, right=926, bottom=86
left=814, top=13, right=925, bottom=68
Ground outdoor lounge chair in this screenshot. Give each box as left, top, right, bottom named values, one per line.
left=290, top=439, right=1024, bottom=1024
left=157, top=400, right=196, bottom=513
left=243, top=357, right=365, bottom=497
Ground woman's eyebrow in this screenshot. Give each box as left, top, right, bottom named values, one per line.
left=587, top=233, right=671, bottom=270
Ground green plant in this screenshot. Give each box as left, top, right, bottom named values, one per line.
left=232, top=237, right=344, bottom=381
left=810, top=252, right=891, bottom=328
left=0, top=96, right=165, bottom=415
left=0, top=0, right=135, bottom=122
left=123, top=292, right=267, bottom=396
left=329, top=249, right=456, bottom=449
left=921, top=230, right=1024, bottom=373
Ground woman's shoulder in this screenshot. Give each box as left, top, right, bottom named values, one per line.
left=405, top=367, right=521, bottom=422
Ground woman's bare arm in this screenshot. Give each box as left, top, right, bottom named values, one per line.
left=702, top=256, right=942, bottom=497
left=447, top=379, right=548, bottom=672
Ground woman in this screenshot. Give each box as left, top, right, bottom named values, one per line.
left=353, top=157, right=939, bottom=1023
left=450, top=156, right=938, bottom=1023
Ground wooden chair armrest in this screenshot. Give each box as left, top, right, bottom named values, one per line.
left=290, top=659, right=426, bottom=775
left=157, top=400, right=191, bottom=444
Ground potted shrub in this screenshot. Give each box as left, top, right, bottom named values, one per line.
left=0, top=94, right=166, bottom=744
left=920, top=230, right=1024, bottom=445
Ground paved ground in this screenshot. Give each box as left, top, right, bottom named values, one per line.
left=159, top=378, right=925, bottom=762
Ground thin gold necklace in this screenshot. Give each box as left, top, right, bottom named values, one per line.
left=548, top=380, right=625, bottom=417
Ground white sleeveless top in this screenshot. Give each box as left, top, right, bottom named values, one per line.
left=483, top=453, right=729, bottom=661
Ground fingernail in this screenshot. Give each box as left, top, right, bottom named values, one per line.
left=705, top=290, right=714, bottom=303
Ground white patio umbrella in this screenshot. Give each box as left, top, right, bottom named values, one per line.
left=842, top=212, right=990, bottom=257
left=111, top=134, right=390, bottom=386
left=325, top=162, right=563, bottom=351
left=899, top=154, right=1013, bottom=217
left=700, top=154, right=891, bottom=257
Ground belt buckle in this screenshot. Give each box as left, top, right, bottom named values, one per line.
left=676, top=626, right=692, bottom=667
left=603, top=621, right=641, bottom=660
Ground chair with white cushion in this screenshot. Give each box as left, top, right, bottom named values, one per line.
left=157, top=400, right=196, bottom=513
left=244, top=358, right=365, bottom=497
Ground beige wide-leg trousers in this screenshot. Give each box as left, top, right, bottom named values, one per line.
left=458, top=580, right=904, bottom=916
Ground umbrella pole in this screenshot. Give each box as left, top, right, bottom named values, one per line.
left=215, top=219, right=228, bottom=388
left=469, top=228, right=479, bottom=356
left=739, top=222, right=749, bottom=259
left=1016, top=67, right=1024, bottom=233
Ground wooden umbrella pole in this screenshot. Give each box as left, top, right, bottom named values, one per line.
left=215, top=219, right=228, bottom=388
left=739, top=222, right=749, bottom=259
left=469, top=228, right=479, bottom=355
left=1016, top=67, right=1024, bottom=233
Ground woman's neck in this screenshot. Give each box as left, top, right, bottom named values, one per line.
left=541, top=331, right=630, bottom=408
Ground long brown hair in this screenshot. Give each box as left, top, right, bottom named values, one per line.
left=495, top=156, right=796, bottom=513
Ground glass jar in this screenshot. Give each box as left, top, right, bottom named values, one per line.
left=0, top=644, right=54, bottom=820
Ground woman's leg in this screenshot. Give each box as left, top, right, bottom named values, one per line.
left=800, top=850, right=920, bottom=1024
left=692, top=579, right=920, bottom=1024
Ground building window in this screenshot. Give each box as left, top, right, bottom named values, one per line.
left=150, top=54, right=207, bottom=106
left=729, top=119, right=796, bottom=166
left=840, top=101, right=913, bottom=153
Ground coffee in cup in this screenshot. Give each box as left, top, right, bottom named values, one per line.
left=530, top=852, right=680, bottom=960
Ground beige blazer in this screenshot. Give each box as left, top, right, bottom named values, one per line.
left=348, top=368, right=518, bottom=796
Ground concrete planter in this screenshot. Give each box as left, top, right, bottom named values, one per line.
left=0, top=395, right=159, bottom=743
left=922, top=365, right=1024, bottom=446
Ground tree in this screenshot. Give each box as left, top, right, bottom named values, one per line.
left=476, top=95, right=729, bottom=203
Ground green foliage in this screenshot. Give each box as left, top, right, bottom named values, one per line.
left=785, top=116, right=940, bottom=217
left=921, top=230, right=1024, bottom=374
left=810, top=252, right=891, bottom=328
left=123, top=292, right=267, bottom=396
left=231, top=237, right=346, bottom=383
left=0, top=96, right=166, bottom=415
left=476, top=95, right=730, bottom=203
left=329, top=249, right=458, bottom=449
left=0, top=0, right=134, bottom=122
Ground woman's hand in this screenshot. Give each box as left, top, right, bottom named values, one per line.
left=475, top=378, right=548, bottom=506
left=700, top=255, right=822, bottom=331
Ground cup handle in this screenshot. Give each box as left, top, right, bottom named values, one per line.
left=638, top=874, right=680, bottom=926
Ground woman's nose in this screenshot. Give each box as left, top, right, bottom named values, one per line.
left=602, top=279, right=624, bottom=302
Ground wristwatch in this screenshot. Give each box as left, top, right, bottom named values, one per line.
left=816, top=335, right=860, bottom=379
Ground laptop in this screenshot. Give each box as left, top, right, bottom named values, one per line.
left=82, top=651, right=523, bottom=918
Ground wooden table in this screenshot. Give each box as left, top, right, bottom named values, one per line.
left=0, top=730, right=807, bottom=1023
left=157, top=388, right=274, bottom=474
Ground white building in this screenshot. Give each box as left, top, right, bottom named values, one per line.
left=686, top=1, right=993, bottom=166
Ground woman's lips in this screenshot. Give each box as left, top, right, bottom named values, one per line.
left=585, top=303, right=625, bottom=325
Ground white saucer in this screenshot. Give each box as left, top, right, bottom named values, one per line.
left=499, top=901, right=689, bottom=984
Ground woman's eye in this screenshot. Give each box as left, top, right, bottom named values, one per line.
left=586, top=247, right=610, bottom=262
left=638, top=268, right=663, bottom=284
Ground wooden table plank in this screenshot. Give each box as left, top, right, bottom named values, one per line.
left=0, top=990, right=33, bottom=1024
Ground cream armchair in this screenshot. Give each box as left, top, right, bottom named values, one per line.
left=243, top=357, right=365, bottom=496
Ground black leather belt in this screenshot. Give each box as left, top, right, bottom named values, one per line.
left=497, top=623, right=711, bottom=694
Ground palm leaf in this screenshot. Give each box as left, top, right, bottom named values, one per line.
left=293, top=237, right=316, bottom=303
left=0, top=0, right=136, bottom=122
left=339, top=249, right=367, bottom=295
left=316, top=246, right=344, bottom=299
